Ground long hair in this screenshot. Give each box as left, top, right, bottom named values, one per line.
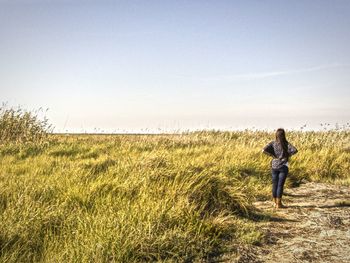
left=275, top=128, right=289, bottom=160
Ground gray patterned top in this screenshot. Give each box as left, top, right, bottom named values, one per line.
left=262, top=141, right=298, bottom=170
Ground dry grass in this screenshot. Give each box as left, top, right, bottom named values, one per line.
left=0, top=108, right=349, bottom=262
left=0, top=104, right=52, bottom=144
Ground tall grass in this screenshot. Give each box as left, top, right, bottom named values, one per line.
left=0, top=128, right=349, bottom=262
left=0, top=104, right=52, bottom=144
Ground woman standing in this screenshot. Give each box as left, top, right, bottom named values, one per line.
left=262, top=128, right=298, bottom=208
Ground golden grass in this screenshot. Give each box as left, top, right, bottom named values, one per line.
left=0, top=105, right=52, bottom=144
left=0, top=130, right=349, bottom=262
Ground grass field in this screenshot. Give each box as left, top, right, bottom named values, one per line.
left=0, top=130, right=349, bottom=262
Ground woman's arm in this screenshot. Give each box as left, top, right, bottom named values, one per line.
left=288, top=143, right=298, bottom=156
left=262, top=141, right=276, bottom=158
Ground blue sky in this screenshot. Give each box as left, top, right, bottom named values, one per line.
left=1, top=0, right=349, bottom=132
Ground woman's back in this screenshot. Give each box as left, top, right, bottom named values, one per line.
left=263, top=140, right=298, bottom=169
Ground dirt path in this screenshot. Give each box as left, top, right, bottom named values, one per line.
left=235, top=182, right=350, bottom=263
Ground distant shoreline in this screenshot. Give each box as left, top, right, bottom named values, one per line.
left=51, top=128, right=349, bottom=136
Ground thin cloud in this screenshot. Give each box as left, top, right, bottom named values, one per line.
left=226, top=64, right=350, bottom=79
left=190, top=63, right=350, bottom=81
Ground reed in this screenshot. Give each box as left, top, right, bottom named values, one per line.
left=0, top=104, right=52, bottom=145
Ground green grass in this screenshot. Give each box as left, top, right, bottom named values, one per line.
left=0, top=130, right=349, bottom=262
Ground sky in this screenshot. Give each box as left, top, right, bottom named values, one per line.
left=1, top=0, right=350, bottom=133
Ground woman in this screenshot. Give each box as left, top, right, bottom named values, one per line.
left=262, top=128, right=298, bottom=208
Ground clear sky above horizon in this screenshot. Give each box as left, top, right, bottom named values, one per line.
left=1, top=0, right=350, bottom=133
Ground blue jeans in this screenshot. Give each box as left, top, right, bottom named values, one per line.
left=272, top=165, right=289, bottom=198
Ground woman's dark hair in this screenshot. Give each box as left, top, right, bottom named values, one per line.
left=275, top=128, right=289, bottom=160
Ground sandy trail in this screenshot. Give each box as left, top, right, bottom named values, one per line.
left=233, top=182, right=350, bottom=263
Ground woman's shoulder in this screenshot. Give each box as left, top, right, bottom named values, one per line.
left=267, top=141, right=275, bottom=146
left=268, top=140, right=277, bottom=149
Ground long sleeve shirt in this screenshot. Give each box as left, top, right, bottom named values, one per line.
left=262, top=141, right=298, bottom=170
